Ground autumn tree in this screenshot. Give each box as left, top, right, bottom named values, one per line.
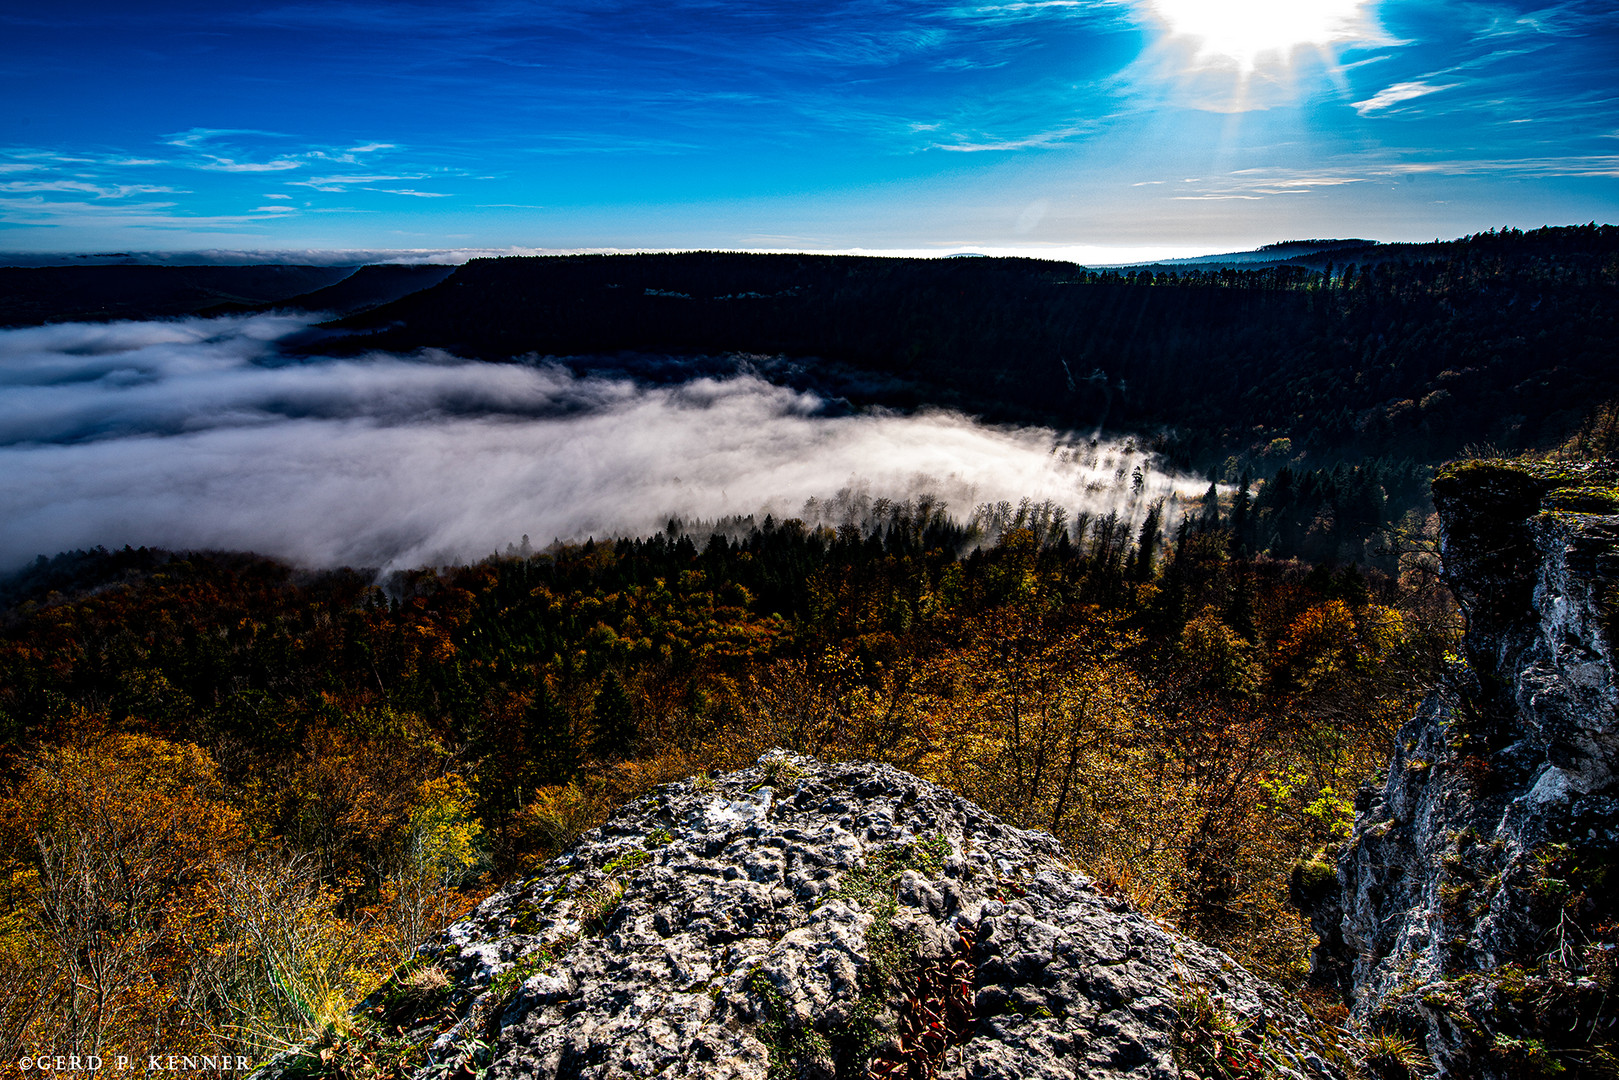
left=0, top=728, right=245, bottom=1056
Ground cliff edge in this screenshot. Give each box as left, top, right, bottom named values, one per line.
left=1308, top=458, right=1619, bottom=1077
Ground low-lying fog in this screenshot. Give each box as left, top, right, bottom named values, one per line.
left=0, top=315, right=1209, bottom=572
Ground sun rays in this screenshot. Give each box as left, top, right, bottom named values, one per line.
left=1146, top=0, right=1375, bottom=73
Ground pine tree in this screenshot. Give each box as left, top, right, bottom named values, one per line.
left=525, top=679, right=578, bottom=784
left=1135, top=499, right=1165, bottom=582
left=1230, top=474, right=1253, bottom=555
left=589, top=670, right=637, bottom=761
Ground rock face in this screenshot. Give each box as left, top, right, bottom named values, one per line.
left=347, top=755, right=1339, bottom=1080
left=1309, top=459, right=1619, bottom=1078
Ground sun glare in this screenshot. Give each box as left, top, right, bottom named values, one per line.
left=1148, top=0, right=1371, bottom=70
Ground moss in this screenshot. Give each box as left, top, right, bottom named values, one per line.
left=1289, top=855, right=1338, bottom=910
left=602, top=847, right=650, bottom=876
left=748, top=969, right=833, bottom=1080
left=1492, top=1034, right=1568, bottom=1076
left=817, top=836, right=958, bottom=1071
left=1541, top=486, right=1619, bottom=514
left=487, top=945, right=563, bottom=1005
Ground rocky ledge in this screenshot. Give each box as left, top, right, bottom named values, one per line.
left=1306, top=458, right=1619, bottom=1078
left=286, top=755, right=1342, bottom=1080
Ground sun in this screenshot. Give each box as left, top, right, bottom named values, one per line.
left=1147, top=0, right=1373, bottom=71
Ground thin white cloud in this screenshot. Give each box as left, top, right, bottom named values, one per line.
left=946, top=0, right=1132, bottom=24
left=0, top=197, right=300, bottom=231
left=933, top=124, right=1095, bottom=152
left=196, top=158, right=305, bottom=173
left=0, top=180, right=184, bottom=198
left=288, top=172, right=431, bottom=192
left=163, top=127, right=292, bottom=148
left=154, top=129, right=407, bottom=175
left=1353, top=80, right=1461, bottom=115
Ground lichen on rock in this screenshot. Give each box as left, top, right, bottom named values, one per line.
left=266, top=753, right=1342, bottom=1080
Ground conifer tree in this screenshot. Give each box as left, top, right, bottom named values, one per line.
left=524, top=679, right=578, bottom=785
left=590, top=670, right=637, bottom=761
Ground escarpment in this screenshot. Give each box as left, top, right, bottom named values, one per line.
left=1308, top=458, right=1619, bottom=1077
left=266, top=756, right=1342, bottom=1080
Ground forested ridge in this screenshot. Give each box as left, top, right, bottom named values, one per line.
left=0, top=492, right=1457, bottom=1059
left=339, top=224, right=1619, bottom=470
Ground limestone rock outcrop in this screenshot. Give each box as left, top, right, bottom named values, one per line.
left=311, top=755, right=1341, bottom=1080
left=1309, top=459, right=1619, bottom=1078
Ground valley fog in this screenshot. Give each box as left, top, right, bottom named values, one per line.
left=0, top=315, right=1209, bottom=572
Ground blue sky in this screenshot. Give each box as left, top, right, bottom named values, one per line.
left=2, top=0, right=1615, bottom=258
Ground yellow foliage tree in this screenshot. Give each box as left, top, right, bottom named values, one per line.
left=0, top=729, right=245, bottom=1057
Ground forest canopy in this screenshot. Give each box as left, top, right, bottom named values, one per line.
left=0, top=492, right=1459, bottom=1059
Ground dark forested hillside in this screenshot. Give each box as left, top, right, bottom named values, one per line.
left=0, top=264, right=356, bottom=324
left=337, top=225, right=1619, bottom=470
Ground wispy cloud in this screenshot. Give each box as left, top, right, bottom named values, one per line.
left=0, top=180, right=184, bottom=198
left=932, top=123, right=1096, bottom=151
left=1353, top=80, right=1460, bottom=115
left=0, top=132, right=469, bottom=238
left=1162, top=153, right=1619, bottom=207
left=1162, top=168, right=1372, bottom=200
left=0, top=196, right=297, bottom=231
left=287, top=172, right=430, bottom=192
left=160, top=129, right=406, bottom=174
left=944, top=1, right=1132, bottom=26
left=1386, top=154, right=1619, bottom=179
left=164, top=128, right=290, bottom=149
left=1476, top=1, right=1618, bottom=39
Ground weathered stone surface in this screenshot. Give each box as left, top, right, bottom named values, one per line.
left=359, top=755, right=1337, bottom=1080
left=1310, top=459, right=1619, bottom=1078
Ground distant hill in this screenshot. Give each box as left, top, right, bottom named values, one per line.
left=274, top=263, right=458, bottom=317
left=1127, top=238, right=1376, bottom=270
left=329, top=224, right=1619, bottom=470
left=0, top=264, right=355, bottom=325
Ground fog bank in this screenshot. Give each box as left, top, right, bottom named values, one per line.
left=0, top=315, right=1206, bottom=572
